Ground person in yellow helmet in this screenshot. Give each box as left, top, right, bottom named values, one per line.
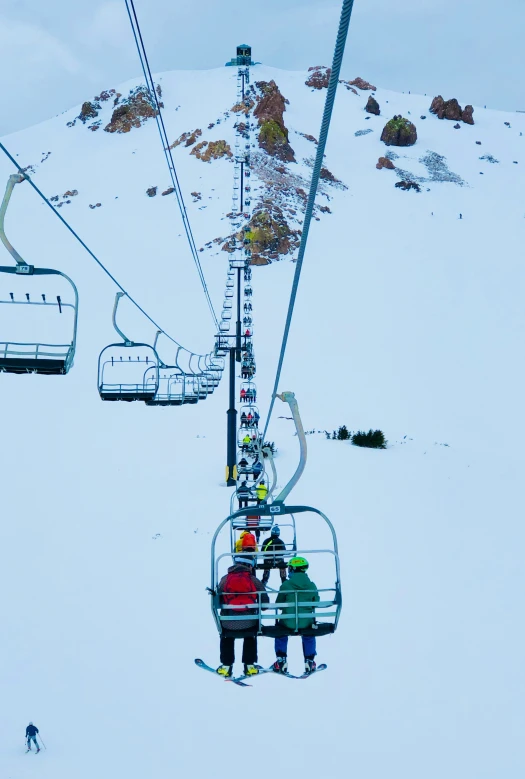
left=255, top=480, right=268, bottom=503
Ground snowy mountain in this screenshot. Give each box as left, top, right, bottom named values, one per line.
left=0, top=64, right=524, bottom=779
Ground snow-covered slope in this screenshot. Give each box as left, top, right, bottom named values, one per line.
left=0, top=65, right=524, bottom=779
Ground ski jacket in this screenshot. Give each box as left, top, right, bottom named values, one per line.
left=218, top=564, right=269, bottom=631
left=261, top=536, right=287, bottom=568
left=26, top=725, right=39, bottom=737
left=235, top=530, right=258, bottom=553
left=276, top=572, right=320, bottom=629
left=256, top=483, right=268, bottom=501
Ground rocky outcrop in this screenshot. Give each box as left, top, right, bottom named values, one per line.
left=190, top=140, right=232, bottom=162
left=305, top=66, right=331, bottom=89
left=161, top=187, right=175, bottom=196
left=231, top=98, right=255, bottom=114
left=104, top=87, right=157, bottom=133
left=254, top=80, right=295, bottom=162
left=146, top=187, right=157, bottom=197
left=429, top=95, right=475, bottom=125
left=79, top=101, right=99, bottom=123
left=366, top=96, right=380, bottom=115
left=170, top=129, right=202, bottom=148
left=224, top=204, right=300, bottom=265
left=380, top=116, right=417, bottom=146
left=376, top=156, right=395, bottom=170
left=348, top=77, right=377, bottom=91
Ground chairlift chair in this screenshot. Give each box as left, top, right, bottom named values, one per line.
left=98, top=293, right=160, bottom=401
left=210, top=504, right=341, bottom=637
left=0, top=173, right=78, bottom=375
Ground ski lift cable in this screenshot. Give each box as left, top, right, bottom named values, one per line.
left=0, top=140, right=203, bottom=355
left=124, top=0, right=219, bottom=332
left=262, top=0, right=356, bottom=441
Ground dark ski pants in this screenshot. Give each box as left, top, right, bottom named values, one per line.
left=261, top=566, right=287, bottom=586
left=275, top=635, right=316, bottom=659
left=220, top=636, right=257, bottom=665
left=27, top=735, right=39, bottom=751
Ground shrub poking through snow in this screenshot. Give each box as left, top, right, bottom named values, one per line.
left=336, top=425, right=350, bottom=440
left=351, top=430, right=387, bottom=449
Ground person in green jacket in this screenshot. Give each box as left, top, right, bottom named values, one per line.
left=273, top=556, right=320, bottom=675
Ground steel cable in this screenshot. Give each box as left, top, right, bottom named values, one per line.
left=262, top=0, right=356, bottom=440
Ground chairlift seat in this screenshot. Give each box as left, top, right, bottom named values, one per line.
left=0, top=356, right=67, bottom=375
left=219, top=624, right=336, bottom=639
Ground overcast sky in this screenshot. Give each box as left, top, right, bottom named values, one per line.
left=0, top=0, right=524, bottom=135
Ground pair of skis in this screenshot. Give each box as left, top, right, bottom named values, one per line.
left=195, top=658, right=326, bottom=687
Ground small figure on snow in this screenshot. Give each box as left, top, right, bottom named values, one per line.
left=261, top=526, right=287, bottom=586
left=273, top=557, right=320, bottom=675
left=26, top=722, right=40, bottom=753
left=216, top=554, right=269, bottom=678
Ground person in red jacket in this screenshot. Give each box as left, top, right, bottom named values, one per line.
left=216, top=556, right=269, bottom=678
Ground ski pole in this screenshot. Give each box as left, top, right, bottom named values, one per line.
left=39, top=736, right=47, bottom=750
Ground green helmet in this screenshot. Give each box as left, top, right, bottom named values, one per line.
left=288, top=556, right=309, bottom=571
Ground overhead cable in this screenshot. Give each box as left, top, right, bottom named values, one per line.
left=124, top=0, right=219, bottom=332
left=262, top=0, right=356, bottom=440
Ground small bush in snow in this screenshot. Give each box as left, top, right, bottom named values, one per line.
left=336, top=425, right=350, bottom=440
left=352, top=429, right=387, bottom=449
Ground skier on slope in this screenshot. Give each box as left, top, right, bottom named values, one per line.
left=216, top=554, right=269, bottom=677
left=26, top=722, right=40, bottom=753
left=273, top=557, right=320, bottom=675
left=261, top=526, right=287, bottom=585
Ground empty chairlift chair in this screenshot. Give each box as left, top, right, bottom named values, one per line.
left=0, top=173, right=78, bottom=375
left=98, top=292, right=160, bottom=401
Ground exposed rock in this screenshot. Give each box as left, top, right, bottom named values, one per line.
left=170, top=129, right=202, bottom=149
left=95, top=89, right=116, bottom=102
left=299, top=132, right=318, bottom=144
left=420, top=115, right=426, bottom=120
left=376, top=156, right=395, bottom=170
left=347, top=77, right=377, bottom=91
left=224, top=204, right=300, bottom=265
left=191, top=140, right=233, bottom=162
left=305, top=66, right=331, bottom=89
left=380, top=116, right=417, bottom=147
left=454, top=123, right=461, bottom=129
left=365, top=96, right=380, bottom=115
left=320, top=167, right=337, bottom=182
left=462, top=105, right=474, bottom=125
left=395, top=180, right=420, bottom=192
left=104, top=86, right=157, bottom=133
left=63, top=190, right=78, bottom=197
left=231, top=99, right=255, bottom=114
left=319, top=206, right=332, bottom=214
left=254, top=80, right=295, bottom=162
left=161, top=187, right=175, bottom=196
left=79, top=101, right=99, bottom=123
left=146, top=187, right=157, bottom=197
left=191, top=191, right=202, bottom=201
left=208, top=123, right=215, bottom=129
left=66, top=120, right=77, bottom=128
left=430, top=95, right=475, bottom=124
left=89, top=122, right=101, bottom=132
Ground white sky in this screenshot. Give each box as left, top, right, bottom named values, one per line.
left=1, top=0, right=524, bottom=135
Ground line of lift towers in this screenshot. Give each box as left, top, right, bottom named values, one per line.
left=0, top=46, right=342, bottom=647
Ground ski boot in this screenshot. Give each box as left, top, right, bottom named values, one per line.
left=304, top=658, right=317, bottom=674
left=36, top=749, right=41, bottom=754
left=272, top=656, right=288, bottom=674
left=216, top=664, right=233, bottom=678
left=243, top=664, right=260, bottom=676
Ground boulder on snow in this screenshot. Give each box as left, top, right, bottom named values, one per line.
left=376, top=156, right=395, bottom=170
left=380, top=116, right=417, bottom=146
left=395, top=180, right=420, bottom=192
left=462, top=105, right=474, bottom=125
left=79, top=101, right=99, bottom=123
left=146, top=187, right=157, bottom=197
left=347, top=77, right=377, bottom=91
left=365, top=96, right=380, bottom=115
left=104, top=86, right=157, bottom=133
left=430, top=95, right=475, bottom=125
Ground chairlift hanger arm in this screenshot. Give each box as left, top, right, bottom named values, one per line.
left=0, top=173, right=27, bottom=266
left=273, top=392, right=307, bottom=504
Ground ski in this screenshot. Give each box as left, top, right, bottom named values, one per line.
left=195, top=658, right=253, bottom=687
left=273, top=663, right=327, bottom=679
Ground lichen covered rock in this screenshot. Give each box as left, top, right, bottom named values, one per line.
left=365, top=96, right=380, bottom=115
left=380, top=116, right=417, bottom=146
left=170, top=129, right=202, bottom=149
left=104, top=86, right=157, bottom=133
left=254, top=80, right=295, bottom=162
left=191, top=140, right=233, bottom=162
left=462, top=105, right=474, bottom=125
left=347, top=77, right=377, bottom=91
left=305, top=66, right=331, bottom=89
